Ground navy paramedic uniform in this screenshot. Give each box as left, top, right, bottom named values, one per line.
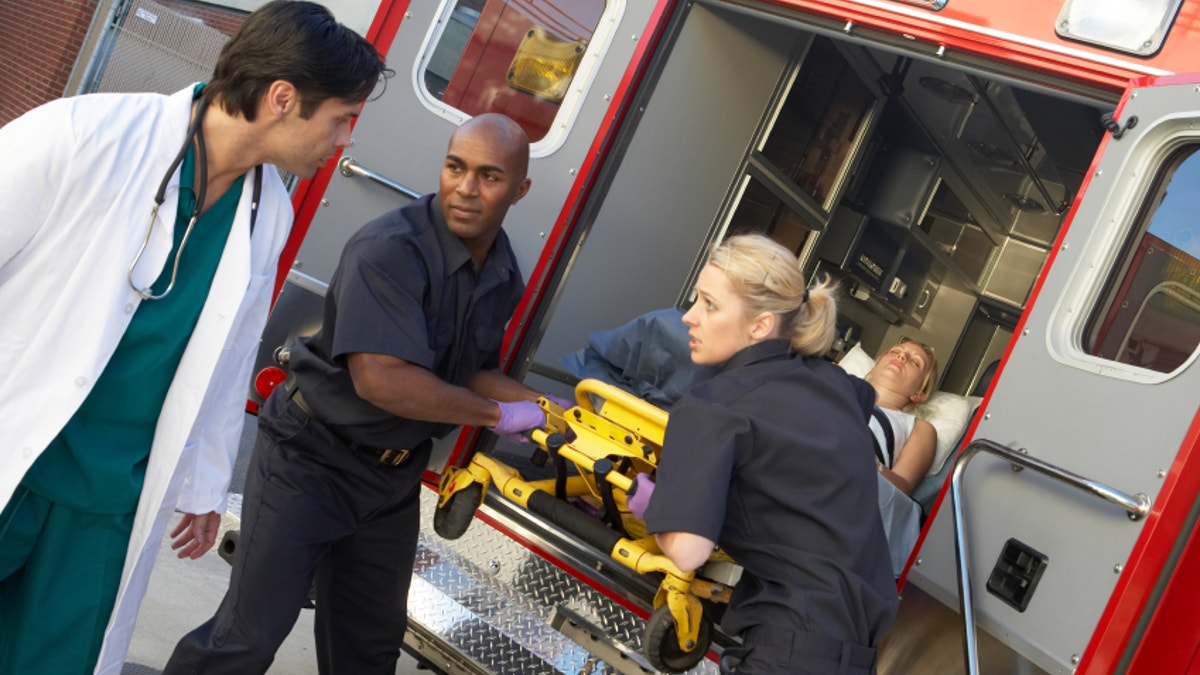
left=166, top=194, right=525, bottom=675
left=644, top=340, right=897, bottom=675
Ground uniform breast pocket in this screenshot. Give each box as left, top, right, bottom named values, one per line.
left=474, top=322, right=506, bottom=356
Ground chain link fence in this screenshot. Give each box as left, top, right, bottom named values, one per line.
left=94, top=0, right=228, bottom=95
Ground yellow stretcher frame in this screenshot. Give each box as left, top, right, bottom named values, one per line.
left=434, top=378, right=731, bottom=673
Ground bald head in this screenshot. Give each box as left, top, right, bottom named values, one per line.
left=449, top=113, right=530, bottom=180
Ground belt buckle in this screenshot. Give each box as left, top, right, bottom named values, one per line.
left=378, top=448, right=410, bottom=466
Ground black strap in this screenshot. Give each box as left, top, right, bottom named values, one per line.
left=869, top=407, right=895, bottom=468
left=249, top=164, right=263, bottom=234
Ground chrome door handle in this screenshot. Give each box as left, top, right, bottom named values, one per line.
left=338, top=156, right=422, bottom=200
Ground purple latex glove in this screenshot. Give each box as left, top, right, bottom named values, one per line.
left=626, top=473, right=656, bottom=520
left=489, top=400, right=546, bottom=444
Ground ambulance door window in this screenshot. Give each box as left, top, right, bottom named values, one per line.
left=420, top=0, right=608, bottom=146
left=1083, top=144, right=1200, bottom=373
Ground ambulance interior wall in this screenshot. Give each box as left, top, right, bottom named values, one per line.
left=528, top=5, right=801, bottom=386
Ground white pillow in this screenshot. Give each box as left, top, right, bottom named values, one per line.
left=916, top=391, right=981, bottom=475
left=838, top=343, right=979, bottom=475
left=838, top=342, right=875, bottom=378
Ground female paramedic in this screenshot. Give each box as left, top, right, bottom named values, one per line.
left=638, top=234, right=898, bottom=674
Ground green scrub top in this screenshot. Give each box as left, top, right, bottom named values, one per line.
left=22, top=130, right=244, bottom=515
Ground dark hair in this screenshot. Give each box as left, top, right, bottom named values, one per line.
left=206, top=0, right=392, bottom=121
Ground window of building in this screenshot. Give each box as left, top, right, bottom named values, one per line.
left=1084, top=144, right=1200, bottom=373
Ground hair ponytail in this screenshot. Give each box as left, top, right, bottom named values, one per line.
left=787, top=275, right=838, bottom=356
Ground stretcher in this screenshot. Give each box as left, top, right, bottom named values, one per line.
left=434, top=378, right=733, bottom=673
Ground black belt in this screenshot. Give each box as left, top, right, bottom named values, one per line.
left=287, top=385, right=417, bottom=468
left=739, top=625, right=877, bottom=671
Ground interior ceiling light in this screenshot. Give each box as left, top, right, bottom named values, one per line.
left=507, top=28, right=587, bottom=103
left=918, top=76, right=976, bottom=105
left=1055, top=0, right=1184, bottom=56
left=1003, top=193, right=1046, bottom=213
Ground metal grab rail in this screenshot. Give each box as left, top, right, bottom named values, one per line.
left=951, top=438, right=1152, bottom=675
left=337, top=156, right=422, bottom=200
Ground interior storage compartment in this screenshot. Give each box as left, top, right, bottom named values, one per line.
left=759, top=35, right=879, bottom=214
left=920, top=181, right=997, bottom=288
left=861, top=143, right=942, bottom=228
left=814, top=208, right=941, bottom=327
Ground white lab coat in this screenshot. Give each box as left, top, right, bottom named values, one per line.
left=0, top=86, right=293, bottom=674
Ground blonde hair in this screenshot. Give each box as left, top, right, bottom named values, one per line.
left=705, top=234, right=839, bottom=357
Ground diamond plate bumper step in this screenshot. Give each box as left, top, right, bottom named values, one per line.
left=409, top=486, right=719, bottom=674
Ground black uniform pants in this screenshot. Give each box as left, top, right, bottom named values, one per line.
left=719, top=625, right=878, bottom=675
left=164, top=387, right=430, bottom=675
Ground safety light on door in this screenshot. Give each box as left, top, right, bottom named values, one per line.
left=506, top=28, right=587, bottom=103
left=1055, top=0, right=1184, bottom=55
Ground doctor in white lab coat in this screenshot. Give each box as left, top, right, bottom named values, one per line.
left=0, top=2, right=389, bottom=672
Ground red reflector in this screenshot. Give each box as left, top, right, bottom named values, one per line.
left=255, top=367, right=288, bottom=399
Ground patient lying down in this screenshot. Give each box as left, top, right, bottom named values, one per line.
left=862, top=338, right=939, bottom=497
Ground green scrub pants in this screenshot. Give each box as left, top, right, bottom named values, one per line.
left=0, top=486, right=133, bottom=674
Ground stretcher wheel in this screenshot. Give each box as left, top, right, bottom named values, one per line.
left=643, top=602, right=712, bottom=673
left=433, top=482, right=483, bottom=540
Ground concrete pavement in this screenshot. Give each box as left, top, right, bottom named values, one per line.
left=122, top=512, right=431, bottom=675
left=121, top=413, right=431, bottom=674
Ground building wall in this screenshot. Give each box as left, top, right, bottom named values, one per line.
left=0, top=0, right=96, bottom=127
left=0, top=0, right=249, bottom=127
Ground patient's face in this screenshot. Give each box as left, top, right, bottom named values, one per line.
left=682, top=264, right=755, bottom=366
left=869, top=341, right=930, bottom=403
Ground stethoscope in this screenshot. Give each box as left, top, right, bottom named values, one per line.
left=128, top=93, right=262, bottom=300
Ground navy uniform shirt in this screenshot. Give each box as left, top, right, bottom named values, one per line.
left=288, top=194, right=524, bottom=449
left=644, top=339, right=897, bottom=647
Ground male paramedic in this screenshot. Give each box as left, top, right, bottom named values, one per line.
left=165, top=113, right=555, bottom=675
left=0, top=2, right=389, bottom=673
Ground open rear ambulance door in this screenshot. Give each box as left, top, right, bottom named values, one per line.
left=905, top=73, right=1200, bottom=675
left=270, top=0, right=662, bottom=437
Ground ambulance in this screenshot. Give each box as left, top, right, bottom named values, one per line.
left=248, top=0, right=1200, bottom=672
